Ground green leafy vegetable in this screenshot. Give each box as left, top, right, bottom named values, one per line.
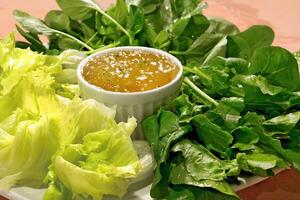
left=44, top=118, right=141, bottom=200
left=140, top=4, right=300, bottom=199
left=56, top=0, right=133, bottom=44
left=193, top=115, right=233, bottom=154
left=237, top=153, right=287, bottom=176
left=226, top=25, right=274, bottom=59
left=249, top=46, right=300, bottom=91
left=44, top=10, right=71, bottom=32
left=14, top=10, right=94, bottom=51
left=0, top=35, right=142, bottom=200
left=8, top=0, right=300, bottom=199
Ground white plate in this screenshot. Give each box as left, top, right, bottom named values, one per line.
left=0, top=169, right=285, bottom=200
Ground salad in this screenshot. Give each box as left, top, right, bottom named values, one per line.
left=0, top=0, right=299, bottom=199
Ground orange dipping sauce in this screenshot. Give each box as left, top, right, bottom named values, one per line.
left=82, top=50, right=179, bottom=92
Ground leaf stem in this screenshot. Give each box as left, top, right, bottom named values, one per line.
left=184, top=77, right=219, bottom=106
left=82, top=32, right=98, bottom=49
left=94, top=6, right=133, bottom=45
left=229, top=86, right=244, bottom=97
left=55, top=30, right=94, bottom=51
left=183, top=66, right=212, bottom=82
left=83, top=42, right=120, bottom=55
left=169, top=50, right=204, bottom=56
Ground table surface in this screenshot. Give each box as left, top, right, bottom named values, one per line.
left=1, top=0, right=300, bottom=200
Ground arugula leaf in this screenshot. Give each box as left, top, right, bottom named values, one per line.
left=159, top=110, right=180, bottom=138
left=234, top=74, right=284, bottom=96
left=193, top=115, right=233, bottom=154
left=127, top=5, right=145, bottom=37
left=249, top=46, right=300, bottom=91
left=58, top=37, right=82, bottom=50
left=233, top=75, right=294, bottom=114
left=44, top=10, right=71, bottom=32
left=231, top=126, right=259, bottom=151
left=15, top=25, right=46, bottom=53
left=56, top=0, right=96, bottom=20
left=168, top=188, right=195, bottom=200
left=56, top=0, right=133, bottom=44
left=237, top=153, right=287, bottom=176
left=263, top=111, right=300, bottom=134
left=258, top=128, right=300, bottom=171
left=170, top=140, right=238, bottom=198
left=14, top=10, right=94, bottom=51
left=170, top=164, right=238, bottom=198
left=226, top=25, right=274, bottom=59
left=169, top=185, right=239, bottom=200
left=142, top=111, right=192, bottom=198
left=112, top=0, right=129, bottom=27
left=171, top=140, right=226, bottom=181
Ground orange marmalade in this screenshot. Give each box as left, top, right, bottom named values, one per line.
left=82, top=50, right=179, bottom=92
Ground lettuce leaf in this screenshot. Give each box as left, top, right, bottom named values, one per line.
left=44, top=118, right=141, bottom=200
left=0, top=34, right=121, bottom=191
left=0, top=110, right=60, bottom=188
left=0, top=98, right=117, bottom=189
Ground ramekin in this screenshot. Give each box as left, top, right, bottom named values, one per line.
left=77, top=46, right=183, bottom=139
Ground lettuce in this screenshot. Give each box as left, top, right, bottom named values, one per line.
left=0, top=34, right=141, bottom=200
left=44, top=118, right=141, bottom=200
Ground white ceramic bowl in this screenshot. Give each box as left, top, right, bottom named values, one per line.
left=77, top=46, right=183, bottom=139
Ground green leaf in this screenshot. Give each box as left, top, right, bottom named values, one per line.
left=15, top=25, right=46, bottom=52
left=233, top=75, right=293, bottom=113
left=142, top=115, right=160, bottom=160
left=231, top=126, right=259, bottom=151
left=56, top=0, right=97, bottom=20
left=168, top=189, right=195, bottom=200
left=186, top=33, right=224, bottom=56
left=127, top=5, right=145, bottom=36
left=170, top=164, right=238, bottom=198
left=183, top=77, right=219, bottom=106
left=113, top=0, right=129, bottom=26
left=44, top=10, right=71, bottom=32
left=235, top=74, right=284, bottom=96
left=57, top=0, right=133, bottom=44
left=206, top=17, right=239, bottom=35
left=0, top=35, right=118, bottom=189
left=239, top=112, right=265, bottom=127
left=80, top=23, right=96, bottom=41
left=58, top=37, right=82, bottom=50
left=142, top=111, right=192, bottom=199
left=258, top=128, right=300, bottom=171
left=14, top=10, right=94, bottom=50
left=193, top=115, right=233, bottom=153
left=172, top=17, right=190, bottom=37
left=226, top=25, right=274, bottom=59
left=171, top=140, right=226, bottom=181
left=237, top=153, right=286, bottom=176
left=44, top=118, right=141, bottom=199
left=168, top=94, right=196, bottom=122
left=169, top=185, right=240, bottom=200
left=208, top=97, right=244, bottom=130
left=180, top=15, right=210, bottom=39
left=222, top=159, right=241, bottom=176
left=159, top=110, right=180, bottom=138
left=284, top=147, right=300, bottom=172
left=186, top=64, right=231, bottom=97
left=263, top=111, right=300, bottom=134
left=154, top=30, right=170, bottom=49
left=169, top=141, right=239, bottom=199
left=249, top=46, right=300, bottom=91
left=14, top=10, right=56, bottom=35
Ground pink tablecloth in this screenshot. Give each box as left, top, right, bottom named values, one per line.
left=1, top=1, right=300, bottom=200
